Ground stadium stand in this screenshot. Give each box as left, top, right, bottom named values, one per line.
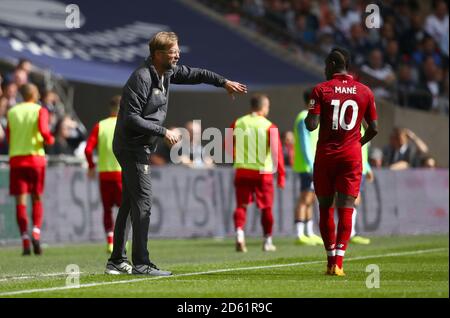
left=198, top=0, right=449, bottom=115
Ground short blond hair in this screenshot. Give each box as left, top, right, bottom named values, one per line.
left=149, top=32, right=178, bottom=58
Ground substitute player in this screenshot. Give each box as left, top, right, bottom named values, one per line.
left=292, top=90, right=322, bottom=246
left=305, top=48, right=378, bottom=276
left=230, top=94, right=285, bottom=252
left=7, top=83, right=54, bottom=255
left=85, top=95, right=123, bottom=253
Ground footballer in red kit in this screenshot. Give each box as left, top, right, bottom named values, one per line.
left=305, top=48, right=378, bottom=276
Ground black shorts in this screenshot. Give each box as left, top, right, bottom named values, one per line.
left=299, top=173, right=314, bottom=192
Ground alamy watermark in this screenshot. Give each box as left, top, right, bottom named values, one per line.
left=65, top=4, right=81, bottom=29
left=169, top=120, right=280, bottom=173
left=65, top=264, right=80, bottom=288
left=365, top=264, right=380, bottom=288
left=365, top=4, right=381, bottom=29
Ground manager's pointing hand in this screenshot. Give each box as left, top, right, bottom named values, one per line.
left=224, top=80, right=247, bottom=100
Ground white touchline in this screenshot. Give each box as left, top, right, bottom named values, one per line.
left=0, top=247, right=446, bottom=297
left=0, top=272, right=84, bottom=283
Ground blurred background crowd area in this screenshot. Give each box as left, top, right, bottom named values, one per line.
left=0, top=58, right=87, bottom=160
left=200, top=0, right=449, bottom=114
left=0, top=0, right=448, bottom=170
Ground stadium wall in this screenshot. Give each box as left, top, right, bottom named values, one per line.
left=0, top=166, right=448, bottom=245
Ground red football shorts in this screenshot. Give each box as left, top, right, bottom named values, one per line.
left=234, top=175, right=274, bottom=209
left=100, top=179, right=122, bottom=209
left=10, top=166, right=46, bottom=195
left=313, top=157, right=362, bottom=198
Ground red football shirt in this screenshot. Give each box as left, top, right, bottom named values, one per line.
left=308, top=73, right=377, bottom=161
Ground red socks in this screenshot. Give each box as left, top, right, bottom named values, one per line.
left=104, top=207, right=114, bottom=244
left=319, top=206, right=336, bottom=257
left=233, top=206, right=247, bottom=231
left=320, top=206, right=354, bottom=268
left=336, top=207, right=354, bottom=268
left=16, top=204, right=30, bottom=249
left=103, top=207, right=114, bottom=234
left=106, top=232, right=114, bottom=245
left=16, top=204, right=28, bottom=234
left=17, top=201, right=44, bottom=247
left=32, top=201, right=43, bottom=240
left=234, top=206, right=274, bottom=237
left=261, top=207, right=273, bottom=237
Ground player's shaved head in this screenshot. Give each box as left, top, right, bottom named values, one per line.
left=326, top=51, right=347, bottom=70
left=19, top=83, right=39, bottom=102
left=250, top=93, right=270, bottom=117
left=250, top=94, right=269, bottom=111
left=325, top=47, right=349, bottom=80
left=331, top=47, right=350, bottom=69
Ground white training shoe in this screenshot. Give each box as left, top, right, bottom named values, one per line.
left=263, top=242, right=277, bottom=252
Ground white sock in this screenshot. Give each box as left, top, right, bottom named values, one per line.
left=351, top=208, right=357, bottom=238
left=264, top=236, right=273, bottom=245
left=305, top=219, right=314, bottom=236
left=236, top=228, right=245, bottom=243
left=296, top=221, right=305, bottom=238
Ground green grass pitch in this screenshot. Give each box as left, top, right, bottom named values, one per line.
left=0, top=234, right=447, bottom=298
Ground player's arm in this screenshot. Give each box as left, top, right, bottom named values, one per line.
left=171, top=65, right=247, bottom=99
left=360, top=91, right=378, bottom=146
left=360, top=120, right=378, bottom=146
left=268, top=124, right=285, bottom=188
left=84, top=123, right=99, bottom=170
left=224, top=121, right=236, bottom=162
left=305, top=113, right=319, bottom=131
left=305, top=86, right=321, bottom=131
left=38, top=107, right=55, bottom=145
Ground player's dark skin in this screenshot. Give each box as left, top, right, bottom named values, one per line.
left=305, top=54, right=378, bottom=209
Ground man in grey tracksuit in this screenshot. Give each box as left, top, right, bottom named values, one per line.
left=105, top=31, right=247, bottom=276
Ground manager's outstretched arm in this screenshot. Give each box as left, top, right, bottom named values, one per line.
left=171, top=65, right=247, bottom=99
